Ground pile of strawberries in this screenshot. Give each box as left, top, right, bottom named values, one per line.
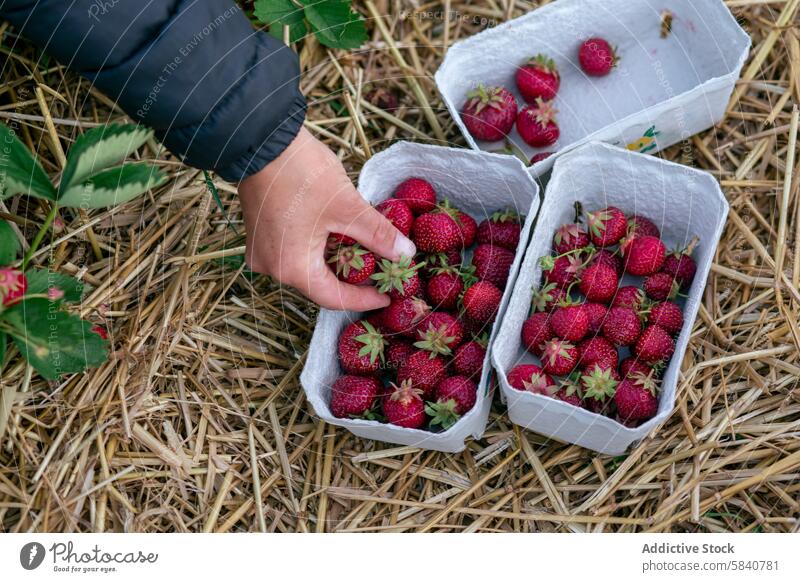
left=507, top=205, right=698, bottom=426
left=326, top=177, right=523, bottom=431
left=459, top=37, right=618, bottom=163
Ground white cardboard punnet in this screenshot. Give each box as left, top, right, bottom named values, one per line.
left=301, top=142, right=541, bottom=453
left=491, top=142, right=729, bottom=455
left=435, top=0, right=750, bottom=176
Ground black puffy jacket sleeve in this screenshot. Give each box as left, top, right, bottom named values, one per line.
left=0, top=0, right=307, bottom=182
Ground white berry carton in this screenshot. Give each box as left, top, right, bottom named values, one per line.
left=301, top=142, right=541, bottom=452
left=434, top=0, right=749, bottom=175
left=491, top=142, right=728, bottom=455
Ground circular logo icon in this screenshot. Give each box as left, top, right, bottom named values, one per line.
left=19, top=542, right=46, bottom=570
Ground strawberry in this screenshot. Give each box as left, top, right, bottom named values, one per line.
left=365, top=87, right=400, bottom=112
left=550, top=302, right=589, bottom=342
left=553, top=223, right=590, bottom=254
left=330, top=375, right=381, bottom=418
left=591, top=249, right=623, bottom=276
left=517, top=98, right=559, bottom=147
left=578, top=261, right=619, bottom=304
left=0, top=268, right=27, bottom=306
left=521, top=312, right=554, bottom=357
left=580, top=365, right=620, bottom=412
left=426, top=267, right=465, bottom=310
left=380, top=297, right=430, bottom=337
left=414, top=311, right=464, bottom=357
left=615, top=373, right=660, bottom=422
left=412, top=210, right=462, bottom=253
left=627, top=215, right=660, bottom=239
left=662, top=238, right=699, bottom=289
left=634, top=325, right=675, bottom=364
left=453, top=338, right=487, bottom=379
left=393, top=178, right=436, bottom=215
left=433, top=375, right=477, bottom=415
left=612, top=285, right=645, bottom=310
left=91, top=325, right=108, bottom=340
left=530, top=151, right=554, bottom=164
left=472, top=244, right=515, bottom=288
left=578, top=336, right=618, bottom=370
left=619, top=357, right=658, bottom=379
left=326, top=237, right=375, bottom=285
left=554, top=376, right=585, bottom=407
left=602, top=306, right=642, bottom=346
left=506, top=364, right=556, bottom=395
left=621, top=235, right=666, bottom=276
left=386, top=338, right=414, bottom=370
left=461, top=313, right=492, bottom=337
left=578, top=37, right=618, bottom=77
left=540, top=338, right=579, bottom=376
left=648, top=301, right=683, bottom=335
left=383, top=380, right=426, bottom=428
left=516, top=54, right=560, bottom=103
left=643, top=272, right=680, bottom=301
left=397, top=349, right=446, bottom=399
left=541, top=253, right=584, bottom=288
left=371, top=256, right=423, bottom=299
left=437, top=200, right=477, bottom=248
left=583, top=302, right=608, bottom=333
left=462, top=281, right=503, bottom=324
left=338, top=320, right=386, bottom=375
left=375, top=199, right=414, bottom=237
left=531, top=281, right=567, bottom=313
left=419, top=249, right=462, bottom=278
left=476, top=209, right=522, bottom=251
left=586, top=206, right=627, bottom=247
left=461, top=84, right=518, bottom=141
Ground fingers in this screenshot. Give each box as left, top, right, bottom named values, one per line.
left=303, top=266, right=391, bottom=312
left=336, top=198, right=416, bottom=261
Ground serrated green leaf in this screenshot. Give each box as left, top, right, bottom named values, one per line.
left=59, top=124, right=152, bottom=192
left=303, top=0, right=367, bottom=49
left=25, top=268, right=85, bottom=303
left=254, top=0, right=306, bottom=26
left=269, top=19, right=310, bottom=43
left=0, top=220, right=20, bottom=265
left=58, top=163, right=165, bottom=209
left=2, top=298, right=107, bottom=380
left=0, top=122, right=57, bottom=201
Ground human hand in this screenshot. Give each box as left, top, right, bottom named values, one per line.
left=238, top=127, right=416, bottom=311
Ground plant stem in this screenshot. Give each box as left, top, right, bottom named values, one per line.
left=22, top=203, right=58, bottom=270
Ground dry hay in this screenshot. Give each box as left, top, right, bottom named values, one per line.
left=1, top=0, right=799, bottom=533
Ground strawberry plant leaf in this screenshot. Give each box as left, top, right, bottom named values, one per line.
left=254, top=0, right=305, bottom=26
left=269, top=19, right=310, bottom=43
left=59, top=124, right=153, bottom=192
left=0, top=220, right=20, bottom=264
left=302, top=0, right=367, bottom=49
left=2, top=298, right=107, bottom=380
left=25, top=268, right=85, bottom=303
left=0, top=122, right=57, bottom=201
left=57, top=163, right=166, bottom=209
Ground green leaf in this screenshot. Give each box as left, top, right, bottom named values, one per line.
left=0, top=122, right=57, bottom=201
left=3, top=298, right=107, bottom=380
left=57, top=163, right=166, bottom=209
left=0, top=220, right=20, bottom=264
left=302, top=0, right=367, bottom=49
left=59, top=124, right=152, bottom=192
left=25, top=268, right=85, bottom=303
left=269, top=19, right=310, bottom=43
left=254, top=0, right=306, bottom=26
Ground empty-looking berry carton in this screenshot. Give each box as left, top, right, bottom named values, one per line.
left=435, top=0, right=749, bottom=174
left=491, top=142, right=728, bottom=455
left=301, top=142, right=540, bottom=453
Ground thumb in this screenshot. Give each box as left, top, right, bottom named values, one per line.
left=336, top=196, right=416, bottom=261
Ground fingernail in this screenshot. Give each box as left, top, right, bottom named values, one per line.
left=393, top=235, right=416, bottom=259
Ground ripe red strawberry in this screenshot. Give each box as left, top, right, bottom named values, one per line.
left=602, top=307, right=642, bottom=346
left=643, top=272, right=680, bottom=301
left=472, top=244, right=515, bottom=288
left=414, top=311, right=464, bottom=357
left=371, top=257, right=423, bottom=300
left=591, top=249, right=623, bottom=276
left=375, top=199, right=414, bottom=237
left=627, top=215, right=660, bottom=239
left=91, top=325, right=108, bottom=340
left=521, top=312, right=554, bottom=357
left=326, top=238, right=375, bottom=284
left=621, top=235, right=666, bottom=276
left=397, top=349, right=446, bottom=399
left=461, top=313, right=492, bottom=337
left=648, top=301, right=683, bottom=335
left=586, top=206, right=627, bottom=247
left=338, top=320, right=386, bottom=375
left=578, top=37, right=618, bottom=76
left=516, top=54, right=560, bottom=102
left=434, top=375, right=477, bottom=415
left=330, top=375, right=381, bottom=418
left=453, top=338, right=487, bottom=379
left=393, top=178, right=436, bottom=215
left=461, top=84, right=518, bottom=141
left=578, top=336, right=618, bottom=370
left=619, top=357, right=658, bottom=379
left=437, top=199, right=477, bottom=248
left=462, top=281, right=503, bottom=324
left=554, top=376, right=585, bottom=407
left=583, top=302, right=608, bottom=333
left=412, top=210, right=462, bottom=253
left=531, top=281, right=567, bottom=313
left=506, top=364, right=556, bottom=395
left=578, top=262, right=619, bottom=304
left=662, top=238, right=698, bottom=289
left=383, top=380, right=426, bottom=428
left=476, top=209, right=522, bottom=251
left=517, top=98, right=559, bottom=147
left=386, top=338, right=414, bottom=370
left=381, top=297, right=430, bottom=337
left=550, top=302, right=589, bottom=342
left=615, top=373, right=660, bottom=422
left=634, top=325, right=675, bottom=364
left=612, top=285, right=645, bottom=310
left=580, top=365, right=620, bottom=411
left=530, top=151, right=554, bottom=164
left=419, top=249, right=462, bottom=279
left=0, top=268, right=27, bottom=306
left=541, top=253, right=584, bottom=288
left=540, top=338, right=579, bottom=376
left=553, top=223, right=590, bottom=254
left=426, top=267, right=464, bottom=310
